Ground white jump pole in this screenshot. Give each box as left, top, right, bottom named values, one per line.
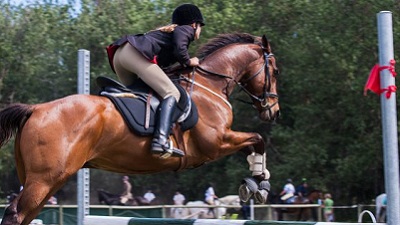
left=377, top=11, right=399, bottom=225
left=77, top=49, right=91, bottom=225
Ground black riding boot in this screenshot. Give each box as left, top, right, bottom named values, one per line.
left=151, top=96, right=185, bottom=158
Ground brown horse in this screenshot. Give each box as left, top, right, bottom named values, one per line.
left=276, top=189, right=322, bottom=221
left=97, top=189, right=152, bottom=206
left=0, top=33, right=280, bottom=225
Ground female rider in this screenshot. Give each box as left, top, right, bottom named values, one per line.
left=106, top=4, right=205, bottom=158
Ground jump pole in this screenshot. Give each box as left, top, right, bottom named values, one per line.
left=377, top=11, right=400, bottom=225
left=77, top=49, right=91, bottom=225
left=84, top=216, right=386, bottom=225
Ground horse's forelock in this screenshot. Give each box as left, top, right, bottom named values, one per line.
left=197, top=33, right=260, bottom=59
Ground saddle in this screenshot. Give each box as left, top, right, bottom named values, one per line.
left=96, top=76, right=198, bottom=136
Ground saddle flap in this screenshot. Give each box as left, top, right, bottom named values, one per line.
left=96, top=76, right=198, bottom=136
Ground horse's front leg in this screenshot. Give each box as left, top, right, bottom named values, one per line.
left=221, top=131, right=270, bottom=204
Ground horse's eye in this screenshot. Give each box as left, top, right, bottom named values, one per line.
left=274, top=69, right=280, bottom=76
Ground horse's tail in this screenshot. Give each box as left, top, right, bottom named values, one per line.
left=0, top=103, right=33, bottom=148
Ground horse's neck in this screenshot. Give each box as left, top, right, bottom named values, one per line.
left=188, top=73, right=230, bottom=104
left=308, top=192, right=319, bottom=202
left=196, top=48, right=255, bottom=96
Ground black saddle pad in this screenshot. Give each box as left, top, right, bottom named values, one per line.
left=96, top=76, right=198, bottom=136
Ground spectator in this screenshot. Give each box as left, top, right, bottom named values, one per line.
left=205, top=183, right=218, bottom=216
left=47, top=196, right=58, bottom=205
left=143, top=189, right=156, bottom=203
left=280, top=178, right=296, bottom=204
left=120, top=176, right=133, bottom=205
left=171, top=190, right=186, bottom=217
left=377, top=194, right=387, bottom=223
left=322, top=193, right=334, bottom=222
left=173, top=191, right=186, bottom=205
left=240, top=201, right=250, bottom=219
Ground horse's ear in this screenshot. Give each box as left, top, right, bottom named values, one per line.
left=262, top=34, right=271, bottom=53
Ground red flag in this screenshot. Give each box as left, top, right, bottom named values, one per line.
left=364, top=64, right=381, bottom=95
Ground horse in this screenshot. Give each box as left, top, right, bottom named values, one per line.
left=0, top=33, right=280, bottom=225
left=97, top=189, right=151, bottom=206
left=275, top=189, right=322, bottom=221
left=172, top=195, right=241, bottom=219
left=375, top=193, right=386, bottom=223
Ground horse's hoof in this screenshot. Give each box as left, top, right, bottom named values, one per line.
left=259, top=180, right=271, bottom=191
left=254, top=189, right=268, bottom=204
left=239, top=177, right=258, bottom=202
left=238, top=184, right=252, bottom=202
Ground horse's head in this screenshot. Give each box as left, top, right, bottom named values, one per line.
left=240, top=35, right=280, bottom=121
left=195, top=33, right=280, bottom=121
left=308, top=189, right=323, bottom=202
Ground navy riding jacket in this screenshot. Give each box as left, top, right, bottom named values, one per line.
left=107, top=25, right=195, bottom=72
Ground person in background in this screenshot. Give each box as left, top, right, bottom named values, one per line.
left=106, top=3, right=205, bottom=158
left=173, top=190, right=186, bottom=205
left=47, top=196, right=58, bottom=205
left=296, top=178, right=309, bottom=203
left=280, top=178, right=296, bottom=204
left=171, top=190, right=186, bottom=217
left=204, top=183, right=218, bottom=217
left=143, top=189, right=156, bottom=203
left=322, top=193, right=334, bottom=222
left=120, top=176, right=133, bottom=205
left=240, top=200, right=250, bottom=219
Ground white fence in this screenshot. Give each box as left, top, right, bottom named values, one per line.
left=0, top=204, right=380, bottom=225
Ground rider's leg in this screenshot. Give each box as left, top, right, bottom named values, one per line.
left=151, top=96, right=183, bottom=156
left=113, top=43, right=182, bottom=158
left=113, top=43, right=180, bottom=101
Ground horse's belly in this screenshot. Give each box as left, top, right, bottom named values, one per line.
left=87, top=147, right=185, bottom=174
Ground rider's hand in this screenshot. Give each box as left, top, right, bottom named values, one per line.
left=189, top=57, right=200, bottom=67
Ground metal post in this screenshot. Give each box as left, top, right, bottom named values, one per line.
left=377, top=11, right=400, bottom=225
left=250, top=199, right=254, bottom=220
left=77, top=49, right=91, bottom=225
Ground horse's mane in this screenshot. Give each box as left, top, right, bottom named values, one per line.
left=197, top=33, right=261, bottom=59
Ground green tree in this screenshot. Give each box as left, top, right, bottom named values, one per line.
left=0, top=0, right=399, bottom=207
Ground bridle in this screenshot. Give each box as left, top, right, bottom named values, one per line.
left=195, top=47, right=279, bottom=111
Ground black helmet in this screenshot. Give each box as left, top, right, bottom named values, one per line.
left=172, top=4, right=205, bottom=26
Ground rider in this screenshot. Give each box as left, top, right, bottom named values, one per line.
left=106, top=4, right=205, bottom=158
left=279, top=178, right=296, bottom=204
left=120, top=176, right=133, bottom=205
left=296, top=178, right=309, bottom=203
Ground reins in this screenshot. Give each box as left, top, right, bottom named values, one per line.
left=180, top=73, right=233, bottom=109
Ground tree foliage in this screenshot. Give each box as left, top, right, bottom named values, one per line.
left=0, top=0, right=399, bottom=205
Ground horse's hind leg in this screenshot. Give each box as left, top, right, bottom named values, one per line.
left=2, top=142, right=74, bottom=224
left=2, top=175, right=68, bottom=225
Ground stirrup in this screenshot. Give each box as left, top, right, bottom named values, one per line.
left=151, top=139, right=185, bottom=158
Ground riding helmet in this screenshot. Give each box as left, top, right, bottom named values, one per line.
left=172, top=4, right=205, bottom=26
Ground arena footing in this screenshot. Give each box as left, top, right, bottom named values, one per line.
left=84, top=216, right=385, bottom=225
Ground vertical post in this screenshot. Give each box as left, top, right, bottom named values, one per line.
left=250, top=199, right=254, bottom=220
left=77, top=49, right=91, bottom=225
left=377, top=11, right=400, bottom=225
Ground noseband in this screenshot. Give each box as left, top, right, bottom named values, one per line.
left=196, top=49, right=279, bottom=111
